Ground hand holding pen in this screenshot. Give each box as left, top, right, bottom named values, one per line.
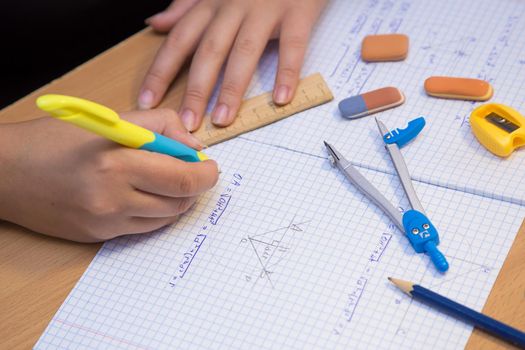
left=0, top=104, right=218, bottom=242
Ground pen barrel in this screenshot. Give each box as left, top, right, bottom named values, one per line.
left=36, top=94, right=207, bottom=162
left=55, top=112, right=155, bottom=149
left=140, top=132, right=204, bottom=162
left=413, top=285, right=525, bottom=348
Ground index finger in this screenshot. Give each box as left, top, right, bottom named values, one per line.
left=139, top=3, right=216, bottom=109
left=211, top=13, right=278, bottom=126
left=127, top=150, right=219, bottom=197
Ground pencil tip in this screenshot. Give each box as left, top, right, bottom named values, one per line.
left=388, top=277, right=414, bottom=295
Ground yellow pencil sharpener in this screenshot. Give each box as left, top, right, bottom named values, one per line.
left=470, top=103, right=525, bottom=157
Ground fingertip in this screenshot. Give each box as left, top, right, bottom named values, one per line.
left=211, top=103, right=234, bottom=126
left=204, top=159, right=220, bottom=184
left=138, top=89, right=155, bottom=110
left=144, top=14, right=156, bottom=25
left=273, top=84, right=291, bottom=105
left=205, top=158, right=219, bottom=169
left=188, top=158, right=220, bottom=190
left=180, top=108, right=197, bottom=131
left=186, top=131, right=206, bottom=150
left=146, top=13, right=172, bottom=32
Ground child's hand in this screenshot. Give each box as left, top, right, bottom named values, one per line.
left=0, top=109, right=218, bottom=242
left=139, top=0, right=328, bottom=131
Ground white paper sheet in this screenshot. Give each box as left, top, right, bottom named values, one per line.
left=244, top=0, right=525, bottom=205
left=36, top=0, right=525, bottom=348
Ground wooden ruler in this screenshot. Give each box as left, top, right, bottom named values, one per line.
left=193, top=73, right=333, bottom=146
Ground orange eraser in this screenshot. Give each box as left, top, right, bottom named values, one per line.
left=424, top=76, right=493, bottom=101
left=361, top=34, right=409, bottom=62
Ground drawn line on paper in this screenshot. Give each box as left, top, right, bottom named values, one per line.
left=252, top=214, right=297, bottom=290
left=395, top=265, right=491, bottom=336
left=241, top=216, right=310, bottom=289
left=54, top=319, right=150, bottom=350
left=248, top=237, right=275, bottom=289
left=238, top=137, right=525, bottom=207
left=429, top=266, right=486, bottom=288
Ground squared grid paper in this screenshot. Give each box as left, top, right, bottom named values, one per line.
left=37, top=138, right=523, bottom=350
left=243, top=0, right=525, bottom=205
left=36, top=0, right=525, bottom=349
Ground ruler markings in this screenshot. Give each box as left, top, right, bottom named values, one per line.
left=192, top=73, right=333, bottom=146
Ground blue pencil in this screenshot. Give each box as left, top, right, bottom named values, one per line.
left=389, top=277, right=525, bottom=348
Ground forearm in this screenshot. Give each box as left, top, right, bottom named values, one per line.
left=0, top=123, right=22, bottom=223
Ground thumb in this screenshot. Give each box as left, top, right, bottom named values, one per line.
left=120, top=108, right=206, bottom=150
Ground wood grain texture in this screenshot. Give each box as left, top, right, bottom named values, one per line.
left=465, top=219, right=525, bottom=350
left=0, top=28, right=524, bottom=349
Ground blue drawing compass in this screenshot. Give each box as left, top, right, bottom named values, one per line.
left=324, top=117, right=449, bottom=272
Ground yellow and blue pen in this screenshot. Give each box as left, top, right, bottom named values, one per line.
left=36, top=94, right=208, bottom=162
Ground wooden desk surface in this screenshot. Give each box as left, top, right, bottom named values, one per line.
left=1, top=28, right=524, bottom=349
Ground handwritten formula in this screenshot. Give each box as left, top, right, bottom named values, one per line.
left=169, top=173, right=243, bottom=287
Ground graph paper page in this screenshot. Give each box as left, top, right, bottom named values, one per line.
left=239, top=0, right=525, bottom=205
left=36, top=0, right=525, bottom=349
left=37, top=139, right=524, bottom=349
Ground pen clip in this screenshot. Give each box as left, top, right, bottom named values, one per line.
left=36, top=94, right=120, bottom=125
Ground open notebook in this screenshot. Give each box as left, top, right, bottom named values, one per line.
left=36, top=0, right=525, bottom=349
